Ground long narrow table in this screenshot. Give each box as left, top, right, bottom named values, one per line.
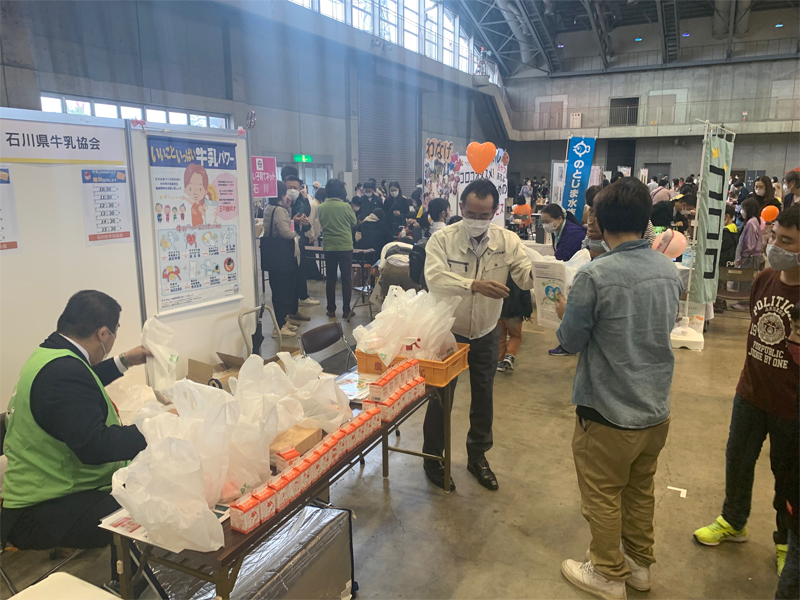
left=114, top=383, right=453, bottom=600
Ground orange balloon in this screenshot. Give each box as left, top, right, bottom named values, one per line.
left=762, top=205, right=779, bottom=222
left=466, top=141, right=497, bottom=175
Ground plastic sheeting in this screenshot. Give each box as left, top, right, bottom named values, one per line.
left=150, top=506, right=353, bottom=600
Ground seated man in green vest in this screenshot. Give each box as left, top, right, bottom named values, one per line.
left=2, top=290, right=149, bottom=553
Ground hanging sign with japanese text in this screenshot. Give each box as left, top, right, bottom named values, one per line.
left=80, top=169, right=133, bottom=246
left=561, top=136, right=596, bottom=222
left=147, top=136, right=241, bottom=313
left=251, top=156, right=277, bottom=198
left=0, top=120, right=125, bottom=164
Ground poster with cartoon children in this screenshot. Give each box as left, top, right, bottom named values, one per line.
left=148, top=136, right=241, bottom=312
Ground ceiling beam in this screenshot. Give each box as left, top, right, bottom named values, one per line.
left=725, top=0, right=736, bottom=60
left=511, top=0, right=557, bottom=73
left=456, top=0, right=513, bottom=75
left=655, top=0, right=667, bottom=64
left=580, top=0, right=610, bottom=69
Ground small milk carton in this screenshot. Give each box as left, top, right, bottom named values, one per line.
left=385, top=369, right=399, bottom=393
left=313, top=448, right=329, bottom=475
left=292, top=463, right=309, bottom=495
left=332, top=430, right=348, bottom=458
left=275, top=447, right=301, bottom=472
left=323, top=441, right=337, bottom=469
left=230, top=494, right=260, bottom=534
left=409, top=358, right=420, bottom=379
left=343, top=422, right=358, bottom=451
left=285, top=469, right=301, bottom=500
left=252, top=484, right=276, bottom=523
left=269, top=476, right=292, bottom=511
left=304, top=455, right=320, bottom=484
left=367, top=407, right=382, bottom=432
left=369, top=378, right=389, bottom=403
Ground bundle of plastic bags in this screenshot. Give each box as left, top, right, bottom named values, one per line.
left=353, top=286, right=461, bottom=365
left=105, top=376, right=161, bottom=426
left=112, top=437, right=224, bottom=554
left=141, top=317, right=179, bottom=399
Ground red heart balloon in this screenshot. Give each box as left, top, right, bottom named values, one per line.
left=466, top=141, right=497, bottom=175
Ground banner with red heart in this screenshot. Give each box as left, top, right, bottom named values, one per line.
left=466, top=141, right=497, bottom=175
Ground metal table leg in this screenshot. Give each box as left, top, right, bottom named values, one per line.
left=382, top=427, right=389, bottom=478
left=443, top=385, right=452, bottom=494
left=114, top=534, right=133, bottom=600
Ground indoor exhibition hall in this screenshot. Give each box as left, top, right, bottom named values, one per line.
left=0, top=0, right=798, bottom=599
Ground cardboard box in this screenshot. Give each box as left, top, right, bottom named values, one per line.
left=270, top=425, right=324, bottom=459
left=230, top=494, right=261, bottom=534
left=187, top=350, right=300, bottom=393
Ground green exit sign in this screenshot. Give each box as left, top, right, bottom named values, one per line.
left=294, top=154, right=313, bottom=163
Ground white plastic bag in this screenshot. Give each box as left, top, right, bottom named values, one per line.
left=279, top=352, right=352, bottom=432
left=141, top=317, right=179, bottom=396
left=105, top=376, right=159, bottom=426
left=112, top=437, right=224, bottom=554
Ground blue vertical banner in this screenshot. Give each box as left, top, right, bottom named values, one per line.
left=561, top=136, right=596, bottom=222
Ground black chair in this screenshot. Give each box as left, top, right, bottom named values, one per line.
left=0, top=413, right=86, bottom=595
left=300, top=323, right=357, bottom=371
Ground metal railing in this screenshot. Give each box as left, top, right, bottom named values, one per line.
left=506, top=97, right=800, bottom=131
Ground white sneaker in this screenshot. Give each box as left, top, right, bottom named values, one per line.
left=561, top=560, right=626, bottom=600
left=272, top=325, right=296, bottom=338
left=583, top=547, right=651, bottom=592
left=283, top=322, right=299, bottom=331
left=298, top=297, right=320, bottom=306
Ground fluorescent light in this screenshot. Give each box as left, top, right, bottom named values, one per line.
left=634, top=36, right=643, bottom=42
left=775, top=20, right=784, bottom=28
left=682, top=32, right=690, bottom=37
left=557, top=43, right=564, bottom=48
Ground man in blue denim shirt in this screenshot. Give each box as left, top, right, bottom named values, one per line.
left=555, top=178, right=683, bottom=600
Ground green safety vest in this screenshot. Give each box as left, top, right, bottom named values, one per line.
left=2, top=347, right=127, bottom=509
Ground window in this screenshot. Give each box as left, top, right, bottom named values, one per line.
left=379, top=0, right=398, bottom=43
left=209, top=116, right=227, bottom=128
left=320, top=0, right=345, bottom=22
left=289, top=0, right=312, bottom=7
left=65, top=99, right=92, bottom=116
left=190, top=114, right=208, bottom=127
left=442, top=9, right=455, bottom=67
left=458, top=29, right=470, bottom=72
left=120, top=106, right=142, bottom=120
left=424, top=0, right=438, bottom=59
left=352, top=0, right=373, bottom=32
left=169, top=111, right=188, bottom=125
left=94, top=103, right=118, bottom=118
left=146, top=109, right=167, bottom=123
left=609, top=97, right=640, bottom=126
left=41, top=96, right=63, bottom=113
left=403, top=0, right=419, bottom=52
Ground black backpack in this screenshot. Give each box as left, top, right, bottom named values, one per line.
left=408, top=239, right=428, bottom=289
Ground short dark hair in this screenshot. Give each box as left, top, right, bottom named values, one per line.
left=659, top=177, right=669, bottom=188
left=585, top=185, right=601, bottom=208
left=428, top=198, right=449, bottom=222
left=776, top=204, right=800, bottom=231
left=460, top=179, right=499, bottom=210
left=784, top=171, right=800, bottom=188
left=373, top=207, right=387, bottom=221
left=447, top=215, right=463, bottom=225
left=351, top=196, right=363, bottom=207
left=725, top=205, right=736, bottom=218
left=284, top=175, right=301, bottom=185
left=315, top=188, right=327, bottom=202
left=57, top=290, right=121, bottom=339
left=355, top=182, right=362, bottom=189
left=611, top=171, right=624, bottom=183
left=680, top=193, right=697, bottom=207
left=791, top=302, right=800, bottom=323
left=594, top=177, right=652, bottom=234
left=417, top=178, right=423, bottom=185
left=514, top=195, right=527, bottom=206
left=734, top=180, right=744, bottom=188
left=388, top=181, right=402, bottom=194
left=651, top=176, right=658, bottom=182
left=325, top=178, right=347, bottom=201
left=680, top=184, right=695, bottom=195
left=363, top=181, right=375, bottom=190
left=268, top=181, right=288, bottom=206
left=541, top=204, right=565, bottom=220
left=280, top=165, right=298, bottom=181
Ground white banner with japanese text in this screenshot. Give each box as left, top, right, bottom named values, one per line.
left=147, top=136, right=241, bottom=312
left=0, top=119, right=125, bottom=164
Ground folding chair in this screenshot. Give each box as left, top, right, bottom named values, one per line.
left=300, top=322, right=357, bottom=371
left=716, top=266, right=760, bottom=310
left=0, top=413, right=86, bottom=596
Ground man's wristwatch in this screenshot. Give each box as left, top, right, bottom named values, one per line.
left=119, top=353, right=131, bottom=369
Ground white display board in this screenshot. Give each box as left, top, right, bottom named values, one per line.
left=0, top=109, right=144, bottom=408
left=129, top=126, right=257, bottom=378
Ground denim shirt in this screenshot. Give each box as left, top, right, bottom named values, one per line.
left=556, top=239, right=684, bottom=428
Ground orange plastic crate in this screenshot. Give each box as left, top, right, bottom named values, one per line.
left=356, top=343, right=469, bottom=388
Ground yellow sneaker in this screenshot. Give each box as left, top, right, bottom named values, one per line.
left=776, top=544, right=788, bottom=576
left=693, top=516, right=748, bottom=546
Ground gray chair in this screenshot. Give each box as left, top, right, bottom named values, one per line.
left=300, top=322, right=357, bottom=371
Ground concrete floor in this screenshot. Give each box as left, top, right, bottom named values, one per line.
left=0, top=281, right=782, bottom=599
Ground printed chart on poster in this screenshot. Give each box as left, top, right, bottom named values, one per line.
left=80, top=169, right=132, bottom=246
left=532, top=262, right=566, bottom=329
left=0, top=167, right=21, bottom=252
left=147, top=135, right=241, bottom=312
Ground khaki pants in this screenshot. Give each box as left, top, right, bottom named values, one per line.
left=572, top=415, right=670, bottom=581
left=498, top=317, right=523, bottom=359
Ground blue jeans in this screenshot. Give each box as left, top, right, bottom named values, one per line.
left=722, top=395, right=797, bottom=545
left=776, top=527, right=799, bottom=599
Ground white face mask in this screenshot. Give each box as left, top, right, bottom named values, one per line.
left=542, top=221, right=558, bottom=234
left=365, top=191, right=373, bottom=197
left=286, top=189, right=300, bottom=201
left=766, top=244, right=800, bottom=271
left=462, top=218, right=492, bottom=238
left=755, top=188, right=766, bottom=197
left=390, top=191, right=399, bottom=198
left=99, top=328, right=116, bottom=363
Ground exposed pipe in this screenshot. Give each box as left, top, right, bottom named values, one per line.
left=496, top=0, right=535, bottom=65
left=734, top=0, right=752, bottom=38
left=712, top=0, right=731, bottom=39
